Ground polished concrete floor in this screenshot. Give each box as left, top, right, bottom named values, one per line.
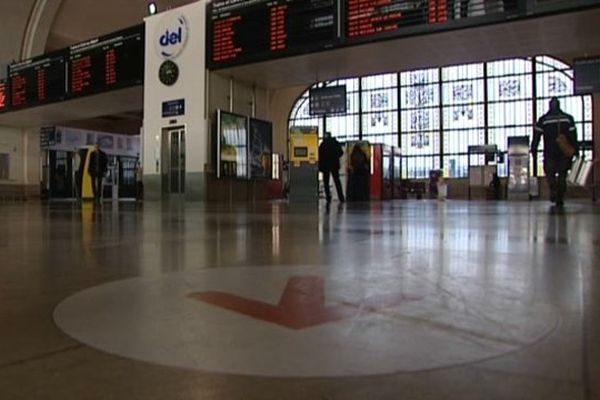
left=0, top=200, right=599, bottom=399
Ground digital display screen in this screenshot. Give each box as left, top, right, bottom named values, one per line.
left=208, top=0, right=338, bottom=68
left=294, top=147, right=308, bottom=157
left=217, top=110, right=248, bottom=179
left=346, top=0, right=441, bottom=41
left=69, top=25, right=144, bottom=98
left=309, top=85, right=347, bottom=115
left=249, top=118, right=273, bottom=179
left=0, top=79, right=8, bottom=113
left=8, top=51, right=67, bottom=110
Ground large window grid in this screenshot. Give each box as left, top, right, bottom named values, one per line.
left=288, top=56, right=593, bottom=179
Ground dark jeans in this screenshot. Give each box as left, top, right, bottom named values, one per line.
left=322, top=169, right=344, bottom=202
left=91, top=175, right=103, bottom=201
left=544, top=158, right=571, bottom=203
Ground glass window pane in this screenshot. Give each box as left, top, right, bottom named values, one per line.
left=403, top=156, right=441, bottom=179
left=488, top=127, right=531, bottom=152
left=442, top=104, right=485, bottom=129
left=363, top=134, right=397, bottom=147
left=362, top=111, right=398, bottom=135
left=441, top=63, right=484, bottom=81
left=442, top=79, right=484, bottom=105
left=443, top=155, right=470, bottom=178
left=328, top=78, right=359, bottom=92
left=400, top=69, right=439, bottom=86
left=400, top=84, right=439, bottom=109
left=325, top=115, right=359, bottom=141
left=443, top=129, right=485, bottom=154
left=488, top=101, right=534, bottom=127
left=362, top=73, right=398, bottom=90
left=535, top=56, right=572, bottom=74
left=401, top=109, right=440, bottom=132
left=361, top=89, right=397, bottom=112
left=536, top=71, right=573, bottom=97
left=401, top=132, right=440, bottom=156
left=487, top=58, right=532, bottom=77
left=487, top=75, right=533, bottom=101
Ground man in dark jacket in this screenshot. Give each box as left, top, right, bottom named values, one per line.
left=318, top=132, right=345, bottom=203
left=531, top=97, right=579, bottom=207
left=88, top=144, right=108, bottom=202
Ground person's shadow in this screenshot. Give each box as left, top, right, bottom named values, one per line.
left=546, top=206, right=568, bottom=244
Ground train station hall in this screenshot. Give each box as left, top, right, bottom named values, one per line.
left=0, top=0, right=599, bottom=399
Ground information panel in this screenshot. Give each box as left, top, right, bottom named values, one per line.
left=309, top=85, right=347, bottom=115
left=8, top=51, right=67, bottom=110
left=217, top=110, right=248, bottom=179
left=249, top=118, right=273, bottom=179
left=0, top=79, right=8, bottom=113
left=208, top=0, right=338, bottom=68
left=346, top=0, right=434, bottom=41
left=574, top=56, right=600, bottom=94
left=69, top=25, right=144, bottom=98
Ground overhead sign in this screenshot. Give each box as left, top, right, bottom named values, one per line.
left=0, top=79, right=7, bottom=113
left=309, top=85, right=347, bottom=115
left=8, top=51, right=67, bottom=110
left=208, top=0, right=338, bottom=68
left=69, top=25, right=144, bottom=98
left=155, top=14, right=189, bottom=59
left=574, top=56, right=600, bottom=94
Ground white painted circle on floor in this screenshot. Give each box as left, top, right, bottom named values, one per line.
left=54, top=264, right=558, bottom=377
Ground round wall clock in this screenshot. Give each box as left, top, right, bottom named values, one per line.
left=159, top=60, right=179, bottom=86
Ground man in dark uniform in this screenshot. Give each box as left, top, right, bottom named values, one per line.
left=318, top=132, right=345, bottom=203
left=88, top=143, right=108, bottom=203
left=531, top=97, right=579, bottom=207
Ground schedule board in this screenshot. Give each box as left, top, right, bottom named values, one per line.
left=346, top=0, right=434, bottom=41
left=574, top=56, right=600, bottom=94
left=0, top=79, right=7, bottom=113
left=69, top=25, right=144, bottom=98
left=208, top=0, right=339, bottom=68
left=8, top=51, right=67, bottom=110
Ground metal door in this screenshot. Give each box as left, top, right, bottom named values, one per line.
left=161, top=127, right=186, bottom=195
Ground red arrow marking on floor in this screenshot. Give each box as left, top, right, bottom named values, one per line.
left=189, top=276, right=424, bottom=330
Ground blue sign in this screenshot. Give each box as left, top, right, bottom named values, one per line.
left=162, top=99, right=185, bottom=117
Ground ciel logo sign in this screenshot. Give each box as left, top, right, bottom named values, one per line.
left=155, top=14, right=189, bottom=59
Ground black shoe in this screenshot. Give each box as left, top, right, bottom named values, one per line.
left=556, top=200, right=564, bottom=207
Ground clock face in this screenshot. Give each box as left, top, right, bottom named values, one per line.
left=159, top=60, right=179, bottom=86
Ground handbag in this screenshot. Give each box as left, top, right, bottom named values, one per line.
left=567, top=156, right=593, bottom=187
left=556, top=133, right=576, bottom=158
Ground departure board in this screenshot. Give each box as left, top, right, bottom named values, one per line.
left=346, top=0, right=431, bottom=41
left=69, top=25, right=144, bottom=98
left=0, top=79, right=7, bottom=113
left=208, top=0, right=339, bottom=68
left=8, top=51, right=67, bottom=110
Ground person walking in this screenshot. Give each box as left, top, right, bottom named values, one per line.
left=531, top=97, right=578, bottom=207
left=318, top=132, right=345, bottom=203
left=88, top=143, right=108, bottom=203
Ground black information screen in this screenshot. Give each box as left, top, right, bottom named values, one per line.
left=0, top=79, right=8, bottom=113
left=8, top=51, right=66, bottom=110
left=574, top=56, right=600, bottom=95
left=208, top=0, right=338, bottom=68
left=346, top=0, right=436, bottom=41
left=69, top=25, right=144, bottom=98
left=309, top=85, right=347, bottom=115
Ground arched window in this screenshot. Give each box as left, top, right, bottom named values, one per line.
left=288, top=56, right=593, bottom=179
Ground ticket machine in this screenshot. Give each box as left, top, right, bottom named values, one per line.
left=288, top=127, right=319, bottom=202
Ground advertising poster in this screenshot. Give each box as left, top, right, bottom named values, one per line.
left=249, top=118, right=273, bottom=179
left=218, top=110, right=248, bottom=178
